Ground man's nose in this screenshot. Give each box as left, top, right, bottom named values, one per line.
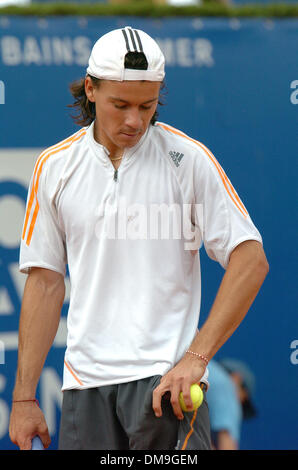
left=125, top=108, right=142, bottom=130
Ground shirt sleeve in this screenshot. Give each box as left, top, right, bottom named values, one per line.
left=194, top=145, right=263, bottom=269
left=19, top=158, right=67, bottom=276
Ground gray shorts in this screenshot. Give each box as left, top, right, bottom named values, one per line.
left=58, top=375, right=211, bottom=450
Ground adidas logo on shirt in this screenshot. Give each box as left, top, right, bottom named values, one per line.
left=169, top=150, right=184, bottom=167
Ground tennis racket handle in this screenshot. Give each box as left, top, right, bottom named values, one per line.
left=31, top=436, right=44, bottom=450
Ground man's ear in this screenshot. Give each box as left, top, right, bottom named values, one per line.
left=85, top=76, right=96, bottom=103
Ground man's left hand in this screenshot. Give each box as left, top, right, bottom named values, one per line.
left=152, top=354, right=206, bottom=420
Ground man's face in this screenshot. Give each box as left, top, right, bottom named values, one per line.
left=85, top=78, right=161, bottom=155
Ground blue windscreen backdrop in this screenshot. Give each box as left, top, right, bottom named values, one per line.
left=0, top=16, right=297, bottom=450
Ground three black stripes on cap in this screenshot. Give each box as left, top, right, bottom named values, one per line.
left=122, top=28, right=144, bottom=53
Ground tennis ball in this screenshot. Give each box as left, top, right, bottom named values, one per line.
left=179, top=384, right=204, bottom=412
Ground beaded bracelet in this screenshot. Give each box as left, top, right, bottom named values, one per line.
left=12, top=399, right=39, bottom=406
left=186, top=350, right=209, bottom=366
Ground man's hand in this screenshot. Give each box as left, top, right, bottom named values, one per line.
left=152, top=354, right=206, bottom=420
left=9, top=401, right=51, bottom=450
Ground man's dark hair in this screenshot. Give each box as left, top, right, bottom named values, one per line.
left=68, top=51, right=166, bottom=127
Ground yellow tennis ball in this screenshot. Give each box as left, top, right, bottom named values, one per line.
left=179, top=384, right=204, bottom=412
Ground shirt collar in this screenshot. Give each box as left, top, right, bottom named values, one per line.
left=87, top=120, right=151, bottom=167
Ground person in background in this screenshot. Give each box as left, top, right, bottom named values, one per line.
left=207, top=358, right=257, bottom=450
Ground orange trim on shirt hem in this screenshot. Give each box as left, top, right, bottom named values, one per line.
left=64, top=360, right=84, bottom=386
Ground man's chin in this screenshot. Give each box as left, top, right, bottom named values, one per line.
left=119, top=132, right=142, bottom=147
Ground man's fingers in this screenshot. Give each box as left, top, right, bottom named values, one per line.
left=38, top=429, right=51, bottom=449
left=9, top=412, right=51, bottom=450
left=152, top=384, right=165, bottom=417
left=19, top=437, right=33, bottom=450
left=153, top=381, right=187, bottom=421
left=180, top=383, right=194, bottom=411
left=170, top=383, right=184, bottom=420
left=13, top=429, right=50, bottom=450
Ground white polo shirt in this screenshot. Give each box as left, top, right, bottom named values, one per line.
left=20, top=121, right=262, bottom=390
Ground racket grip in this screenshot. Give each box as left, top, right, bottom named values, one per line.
left=31, top=436, right=44, bottom=450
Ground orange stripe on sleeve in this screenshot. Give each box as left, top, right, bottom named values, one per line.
left=197, top=140, right=248, bottom=217
left=64, top=360, right=84, bottom=386
left=22, top=128, right=86, bottom=241
left=26, top=200, right=39, bottom=246
left=24, top=130, right=86, bottom=246
left=157, top=123, right=248, bottom=218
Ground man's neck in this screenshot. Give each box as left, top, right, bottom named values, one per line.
left=93, top=124, right=124, bottom=165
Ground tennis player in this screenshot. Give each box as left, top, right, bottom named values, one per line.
left=9, top=27, right=269, bottom=450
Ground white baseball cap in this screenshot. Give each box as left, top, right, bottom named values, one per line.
left=86, top=26, right=165, bottom=82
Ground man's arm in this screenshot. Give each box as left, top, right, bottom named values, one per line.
left=9, top=267, right=65, bottom=450
left=152, top=240, right=269, bottom=420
